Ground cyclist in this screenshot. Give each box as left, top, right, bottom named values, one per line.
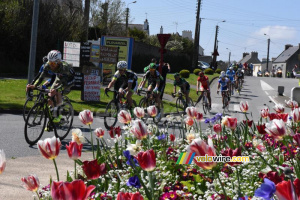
left=217, top=72, right=230, bottom=109
left=26, top=50, right=75, bottom=122
left=235, top=68, right=244, bottom=89
left=196, top=71, right=211, bottom=109
left=138, top=63, right=164, bottom=116
left=105, top=61, right=138, bottom=115
left=226, top=67, right=235, bottom=95
left=172, top=73, right=191, bottom=106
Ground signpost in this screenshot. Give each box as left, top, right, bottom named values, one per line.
left=63, top=41, right=80, bottom=67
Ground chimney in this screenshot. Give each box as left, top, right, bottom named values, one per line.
left=160, top=26, right=163, bottom=34
left=285, top=44, right=293, bottom=50
left=251, top=51, right=258, bottom=58
left=243, top=52, right=249, bottom=58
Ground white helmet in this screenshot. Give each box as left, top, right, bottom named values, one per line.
left=238, top=68, right=242, bottom=71
left=220, top=71, right=225, bottom=76
left=117, top=61, right=127, bottom=70
left=47, top=50, right=62, bottom=62
left=229, top=67, right=233, bottom=70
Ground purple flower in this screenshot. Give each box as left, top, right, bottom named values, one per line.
left=204, top=118, right=211, bottom=124
left=123, top=150, right=139, bottom=167
left=126, top=175, right=141, bottom=188
left=215, top=113, right=223, bottom=120
left=210, top=116, right=217, bottom=123
left=157, top=134, right=166, bottom=140
left=123, top=150, right=131, bottom=160
left=254, top=178, right=276, bottom=200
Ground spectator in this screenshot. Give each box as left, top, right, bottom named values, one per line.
left=160, top=61, right=171, bottom=99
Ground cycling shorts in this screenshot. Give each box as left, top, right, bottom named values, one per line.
left=149, top=82, right=165, bottom=93
left=119, top=80, right=137, bottom=92
left=180, top=83, right=190, bottom=92
left=221, top=86, right=228, bottom=91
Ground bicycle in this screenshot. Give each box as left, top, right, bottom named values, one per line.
left=24, top=87, right=74, bottom=145
left=195, top=90, right=210, bottom=114
left=172, top=91, right=194, bottom=114
left=23, top=89, right=40, bottom=122
left=138, top=89, right=163, bottom=123
left=218, top=89, right=230, bottom=112
left=104, top=90, right=137, bottom=129
left=236, top=78, right=243, bottom=95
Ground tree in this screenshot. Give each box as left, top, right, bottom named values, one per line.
left=128, top=27, right=147, bottom=42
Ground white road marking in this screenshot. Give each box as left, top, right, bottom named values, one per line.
left=260, top=80, right=275, bottom=91
left=265, top=91, right=269, bottom=95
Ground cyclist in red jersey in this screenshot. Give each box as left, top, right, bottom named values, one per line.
left=196, top=71, right=211, bottom=108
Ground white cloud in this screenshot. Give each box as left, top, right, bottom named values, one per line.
left=254, top=26, right=297, bottom=40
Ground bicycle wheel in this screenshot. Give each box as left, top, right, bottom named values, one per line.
left=176, top=98, right=185, bottom=114
left=23, top=96, right=38, bottom=122
left=104, top=101, right=118, bottom=130
left=139, top=97, right=149, bottom=122
left=54, top=102, right=74, bottom=141
left=24, top=103, right=47, bottom=145
left=202, top=96, right=208, bottom=114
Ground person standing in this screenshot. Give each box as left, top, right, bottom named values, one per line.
left=160, top=62, right=171, bottom=99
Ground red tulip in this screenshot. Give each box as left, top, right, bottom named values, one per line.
left=213, top=124, right=222, bottom=134
left=239, top=101, right=249, bottom=112
left=37, top=136, right=61, bottom=160
left=66, top=141, right=83, bottom=160
left=51, top=180, right=95, bottom=200
left=130, top=119, right=148, bottom=140
left=277, top=113, right=289, bottom=122
left=170, top=134, right=175, bottom=142
left=186, top=107, right=197, bottom=119
left=294, top=178, right=300, bottom=196
left=108, top=126, right=121, bottom=138
left=94, top=127, right=105, bottom=138
left=195, top=112, right=203, bottom=121
left=82, top=159, right=106, bottom=180
left=134, top=107, right=145, bottom=119
left=78, top=109, right=93, bottom=125
left=21, top=174, right=40, bottom=192
left=117, top=192, right=144, bottom=200
left=259, top=171, right=284, bottom=185
left=265, top=119, right=287, bottom=140
left=268, top=113, right=280, bottom=120
left=0, top=149, right=6, bottom=174
left=291, top=108, right=300, bottom=123
left=275, top=180, right=299, bottom=200
left=260, top=108, right=269, bottom=119
left=242, top=120, right=253, bottom=127
left=185, top=117, right=194, bottom=126
left=257, top=124, right=267, bottom=135
left=135, top=149, right=156, bottom=171
left=221, top=148, right=242, bottom=166
left=274, top=104, right=285, bottom=113
left=294, top=134, right=300, bottom=146
left=222, top=116, right=237, bottom=130
left=186, top=138, right=217, bottom=170
left=118, top=110, right=132, bottom=124
left=147, top=105, right=157, bottom=117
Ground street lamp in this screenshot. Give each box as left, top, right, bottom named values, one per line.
left=212, top=20, right=226, bottom=69
left=264, top=33, right=270, bottom=72
left=126, top=1, right=137, bottom=36
left=226, top=48, right=231, bottom=66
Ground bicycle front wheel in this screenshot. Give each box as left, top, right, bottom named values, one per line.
left=202, top=96, right=208, bottom=114
left=176, top=98, right=185, bottom=114
left=104, top=101, right=118, bottom=130
left=23, top=96, right=37, bottom=122
left=24, top=103, right=47, bottom=145
left=54, top=102, right=74, bottom=141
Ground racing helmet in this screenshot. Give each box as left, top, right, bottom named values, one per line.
left=149, top=63, right=156, bottom=69
left=174, top=72, right=180, bottom=78
left=117, top=61, right=127, bottom=70
left=229, top=67, right=233, bottom=70
left=220, top=71, right=225, bottom=76
left=199, top=71, right=204, bottom=77
left=47, top=50, right=62, bottom=62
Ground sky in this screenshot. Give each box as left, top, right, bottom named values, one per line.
left=124, top=0, right=300, bottom=63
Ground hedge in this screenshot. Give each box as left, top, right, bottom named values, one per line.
left=179, top=69, right=190, bottom=78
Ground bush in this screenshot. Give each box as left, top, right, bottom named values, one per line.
left=193, top=68, right=202, bottom=76
left=179, top=69, right=190, bottom=78
left=204, top=68, right=214, bottom=75
left=215, top=68, right=221, bottom=74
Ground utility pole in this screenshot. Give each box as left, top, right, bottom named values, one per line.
left=192, top=0, right=201, bottom=68
left=27, top=0, right=39, bottom=84
left=83, top=0, right=90, bottom=41
left=212, top=25, right=219, bottom=69
left=125, top=7, right=129, bottom=35
left=103, top=1, right=108, bottom=35
left=266, top=38, right=270, bottom=72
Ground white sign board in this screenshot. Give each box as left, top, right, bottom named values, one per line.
left=84, top=75, right=100, bottom=101
left=63, top=41, right=80, bottom=67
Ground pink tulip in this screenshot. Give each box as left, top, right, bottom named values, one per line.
left=265, top=119, right=287, bottom=140
left=78, top=109, right=93, bottom=125
left=291, top=108, right=300, bottom=123
left=186, top=138, right=217, bottom=170
left=94, top=127, right=105, bottom=138
left=195, top=112, right=203, bottom=121
left=260, top=108, right=269, bottom=119
left=135, top=149, right=156, bottom=171
left=117, top=192, right=144, bottom=200
left=130, top=119, right=148, bottom=140
left=186, top=107, right=197, bottom=118
left=118, top=110, right=132, bottom=124
left=134, top=107, right=145, bottom=119
left=285, top=100, right=299, bottom=110
left=147, top=105, right=157, bottom=117
left=66, top=141, right=83, bottom=160
left=0, top=150, right=6, bottom=174
left=274, top=104, right=285, bottom=113
left=37, top=136, right=61, bottom=160
left=51, top=180, right=95, bottom=200
left=185, top=117, right=194, bottom=126
left=239, top=101, right=249, bottom=112
left=222, top=116, right=237, bottom=130
left=21, top=174, right=40, bottom=192
left=213, top=124, right=222, bottom=133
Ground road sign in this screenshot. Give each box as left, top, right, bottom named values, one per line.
left=63, top=41, right=80, bottom=67
left=157, top=34, right=171, bottom=48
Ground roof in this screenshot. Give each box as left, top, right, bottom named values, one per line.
left=239, top=55, right=251, bottom=64
left=273, top=46, right=299, bottom=63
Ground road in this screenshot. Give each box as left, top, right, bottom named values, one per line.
left=0, top=76, right=298, bottom=159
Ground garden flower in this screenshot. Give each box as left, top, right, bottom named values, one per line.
left=126, top=140, right=142, bottom=156
left=117, top=192, right=144, bottom=200
left=259, top=171, right=284, bottom=185
left=147, top=105, right=157, bottom=117
left=134, top=107, right=145, bottom=119
left=268, top=113, right=280, bottom=120
left=126, top=175, right=141, bottom=188
left=291, top=108, right=300, bottom=123
left=293, top=133, right=300, bottom=146
left=37, top=136, right=61, bottom=160
left=243, top=120, right=253, bottom=127
left=66, top=141, right=83, bottom=160
left=109, top=126, right=121, bottom=138
left=186, top=107, right=197, bottom=118
left=118, top=110, right=132, bottom=124
left=285, top=99, right=299, bottom=110
left=170, top=134, right=175, bottom=141
left=185, top=117, right=194, bottom=126
left=261, top=108, right=270, bottom=119
left=254, top=178, right=276, bottom=200
left=265, top=119, right=287, bottom=140
left=195, top=112, right=203, bottom=121
left=186, top=133, right=196, bottom=143
left=94, top=127, right=105, bottom=138
left=82, top=159, right=106, bottom=180
left=274, top=104, right=285, bottom=113
left=215, top=113, right=223, bottom=120
left=157, top=134, right=166, bottom=140
left=78, top=109, right=93, bottom=125
left=186, top=138, right=217, bottom=170
left=135, top=149, right=156, bottom=171
left=51, top=180, right=95, bottom=200
left=213, top=124, right=222, bottom=134
left=253, top=138, right=266, bottom=152
left=160, top=191, right=178, bottom=199
left=123, top=150, right=139, bottom=167
left=222, top=116, right=237, bottom=130
left=130, top=119, right=148, bottom=140
left=21, top=174, right=40, bottom=192
left=0, top=149, right=6, bottom=174
left=275, top=180, right=299, bottom=200
left=257, top=124, right=267, bottom=135
left=72, top=128, right=85, bottom=144
left=221, top=147, right=242, bottom=166
left=277, top=113, right=289, bottom=122
left=240, top=101, right=249, bottom=112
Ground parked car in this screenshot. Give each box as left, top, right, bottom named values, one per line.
left=198, top=61, right=210, bottom=70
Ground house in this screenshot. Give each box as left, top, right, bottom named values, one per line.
left=238, top=52, right=261, bottom=76
left=272, top=44, right=300, bottom=78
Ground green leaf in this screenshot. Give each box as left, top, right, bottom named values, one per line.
left=193, top=174, right=204, bottom=183
left=66, top=170, right=73, bottom=182
left=75, top=159, right=83, bottom=165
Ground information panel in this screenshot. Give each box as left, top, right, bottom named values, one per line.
left=63, top=41, right=80, bottom=67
